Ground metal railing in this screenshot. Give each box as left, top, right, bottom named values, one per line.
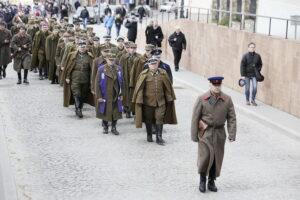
left=138, top=6, right=300, bottom=41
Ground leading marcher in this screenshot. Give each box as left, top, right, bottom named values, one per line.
left=191, top=76, right=237, bottom=193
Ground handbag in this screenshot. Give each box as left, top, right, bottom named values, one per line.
left=254, top=67, right=264, bottom=82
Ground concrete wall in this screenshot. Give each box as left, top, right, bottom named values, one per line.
left=136, top=19, right=300, bottom=118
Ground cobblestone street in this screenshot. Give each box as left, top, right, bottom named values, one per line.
left=0, top=62, right=300, bottom=200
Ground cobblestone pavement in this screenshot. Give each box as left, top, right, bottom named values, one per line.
left=0, top=61, right=300, bottom=200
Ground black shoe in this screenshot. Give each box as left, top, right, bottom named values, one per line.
left=39, top=76, right=44, bottom=80
left=199, top=173, right=207, bottom=193
left=156, top=124, right=165, bottom=145
left=103, top=121, right=109, bottom=134
left=152, top=124, right=156, bottom=135
left=51, top=80, right=55, bottom=84
left=207, top=179, right=218, bottom=192
left=2, top=70, right=6, bottom=78
left=125, top=112, right=132, bottom=118
left=17, top=79, right=22, bottom=84
left=33, top=68, right=37, bottom=73
left=77, top=109, right=83, bottom=118
left=175, top=67, right=179, bottom=72
left=23, top=79, right=29, bottom=84
left=145, top=123, right=153, bottom=142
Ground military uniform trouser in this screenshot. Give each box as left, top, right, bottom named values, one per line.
left=38, top=52, right=47, bottom=75
left=143, top=104, right=166, bottom=125
left=71, top=82, right=89, bottom=99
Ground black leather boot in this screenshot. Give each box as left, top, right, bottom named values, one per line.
left=0, top=66, right=2, bottom=79
left=145, top=123, right=153, bottom=142
left=23, top=69, right=29, bottom=84
left=103, top=120, right=108, bottom=134
left=39, top=68, right=44, bottom=80
left=199, top=173, right=207, bottom=193
left=77, top=98, right=83, bottom=118
left=156, top=124, right=165, bottom=145
left=207, top=178, right=218, bottom=192
left=125, top=111, right=132, bottom=118
left=74, top=97, right=80, bottom=117
left=111, top=120, right=119, bottom=135
left=17, top=72, right=22, bottom=84
left=151, top=124, right=156, bottom=135
left=2, top=65, right=7, bottom=78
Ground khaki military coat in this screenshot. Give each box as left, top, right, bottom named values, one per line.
left=191, top=91, right=237, bottom=177
left=132, top=68, right=177, bottom=128
left=119, top=52, right=138, bottom=109
left=31, top=30, right=52, bottom=69
left=0, top=28, right=12, bottom=66
left=95, top=64, right=123, bottom=121
left=10, top=33, right=32, bottom=72
left=63, top=50, right=94, bottom=107
left=46, top=33, right=60, bottom=80
left=91, top=56, right=106, bottom=94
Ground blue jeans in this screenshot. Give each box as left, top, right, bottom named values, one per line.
left=245, top=77, right=257, bottom=101
left=106, top=27, right=112, bottom=36
left=116, top=26, right=121, bottom=37
left=83, top=18, right=88, bottom=29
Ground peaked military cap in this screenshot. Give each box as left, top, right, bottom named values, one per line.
left=208, top=76, right=224, bottom=85
left=116, top=36, right=125, bottom=41
left=151, top=49, right=162, bottom=55
left=148, top=57, right=159, bottom=64
left=93, top=36, right=100, bottom=41
left=103, top=35, right=111, bottom=40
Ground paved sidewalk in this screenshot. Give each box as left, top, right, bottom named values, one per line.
left=167, top=66, right=300, bottom=140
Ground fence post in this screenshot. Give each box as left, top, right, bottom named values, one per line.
left=168, top=11, right=170, bottom=21
left=286, top=19, right=289, bottom=39
left=268, top=17, right=272, bottom=36
left=189, top=7, right=192, bottom=20
left=253, top=18, right=256, bottom=33
left=207, top=9, right=209, bottom=24
left=198, top=8, right=200, bottom=22
left=162, top=11, right=164, bottom=24
left=217, top=10, right=220, bottom=25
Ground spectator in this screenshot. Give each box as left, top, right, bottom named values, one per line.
left=149, top=19, right=163, bottom=47
left=104, top=4, right=112, bottom=16
left=125, top=15, right=138, bottom=43
left=240, top=42, right=263, bottom=106
left=137, top=5, right=145, bottom=23
left=145, top=19, right=153, bottom=44
left=168, top=26, right=186, bottom=72
left=115, top=14, right=123, bottom=37
left=115, top=4, right=126, bottom=19
left=74, top=0, right=81, bottom=10
left=80, top=6, right=89, bottom=30
left=60, top=4, right=68, bottom=19
left=104, top=12, right=115, bottom=36
left=52, top=4, right=59, bottom=18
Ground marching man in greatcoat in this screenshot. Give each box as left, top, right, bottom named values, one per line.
left=191, top=76, right=237, bottom=193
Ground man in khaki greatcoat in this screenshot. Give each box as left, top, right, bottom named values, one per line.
left=31, top=23, right=52, bottom=80
left=132, top=58, right=177, bottom=145
left=64, top=41, right=94, bottom=118
left=0, top=21, right=12, bottom=79
left=46, top=25, right=60, bottom=83
left=10, top=25, right=32, bottom=84
left=191, top=76, right=236, bottom=193
left=119, top=42, right=139, bottom=118
left=95, top=53, right=123, bottom=135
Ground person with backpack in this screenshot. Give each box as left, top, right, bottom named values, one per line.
left=80, top=6, right=89, bottom=30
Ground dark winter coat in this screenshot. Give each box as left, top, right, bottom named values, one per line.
left=145, top=25, right=152, bottom=44
left=0, top=27, right=12, bottom=66
left=125, top=20, right=137, bottom=42
left=168, top=32, right=187, bottom=50
left=240, top=52, right=263, bottom=77
left=149, top=26, right=164, bottom=47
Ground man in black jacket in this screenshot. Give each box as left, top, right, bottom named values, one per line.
left=168, top=26, right=186, bottom=72
left=125, top=16, right=138, bottom=43
left=80, top=6, right=89, bottom=30
left=240, top=42, right=263, bottom=106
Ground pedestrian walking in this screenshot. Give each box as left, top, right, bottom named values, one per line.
left=104, top=4, right=112, bottom=16
left=0, top=21, right=12, bottom=79
left=125, top=15, right=138, bottom=43
left=74, top=0, right=81, bottom=10
left=95, top=53, right=123, bottom=135
left=168, top=26, right=186, bottom=72
left=60, top=4, right=69, bottom=19
left=145, top=19, right=153, bottom=44
left=64, top=41, right=94, bottom=118
left=10, top=25, right=32, bottom=84
left=132, top=57, right=177, bottom=145
left=191, top=76, right=236, bottom=193
left=104, top=12, right=115, bottom=36
left=80, top=6, right=89, bottom=30
left=240, top=42, right=263, bottom=106
left=137, top=5, right=145, bottom=23
left=149, top=19, right=164, bottom=47
left=115, top=14, right=123, bottom=37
